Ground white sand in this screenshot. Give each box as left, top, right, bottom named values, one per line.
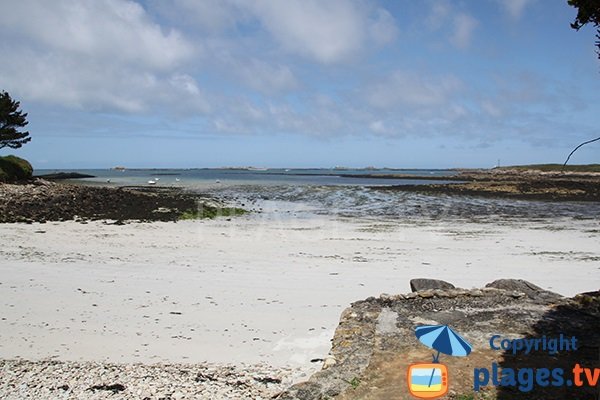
left=0, top=211, right=598, bottom=378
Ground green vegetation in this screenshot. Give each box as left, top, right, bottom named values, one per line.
left=0, top=91, right=33, bottom=182
left=341, top=377, right=361, bottom=390
left=497, top=164, right=600, bottom=172
left=568, top=0, right=600, bottom=59
left=179, top=205, right=248, bottom=220
left=0, top=91, right=31, bottom=149
left=0, top=155, right=33, bottom=182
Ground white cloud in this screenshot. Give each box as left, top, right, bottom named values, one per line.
left=365, top=70, right=464, bottom=109
left=369, top=8, right=398, bottom=46
left=481, top=100, right=503, bottom=117
left=426, top=0, right=451, bottom=30
left=234, top=0, right=397, bottom=64
left=0, top=0, right=193, bottom=70
left=425, top=2, right=478, bottom=50
left=451, top=13, right=478, bottom=49
left=148, top=0, right=242, bottom=33
left=499, top=0, right=535, bottom=20
left=0, top=0, right=202, bottom=113
left=151, top=0, right=399, bottom=65
left=247, top=0, right=364, bottom=64
left=369, top=120, right=389, bottom=134
left=232, top=59, right=299, bottom=95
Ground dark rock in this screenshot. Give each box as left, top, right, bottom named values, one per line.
left=485, top=279, right=562, bottom=301
left=409, top=278, right=455, bottom=292
left=196, top=372, right=218, bottom=382
left=253, top=376, right=282, bottom=385
left=87, top=383, right=125, bottom=393
left=34, top=172, right=95, bottom=180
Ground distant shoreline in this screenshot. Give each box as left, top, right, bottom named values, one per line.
left=371, top=168, right=600, bottom=202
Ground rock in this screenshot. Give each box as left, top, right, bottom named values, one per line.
left=322, top=355, right=336, bottom=369
left=485, top=279, right=562, bottom=302
left=417, top=290, right=435, bottom=298
left=409, top=278, right=455, bottom=292
left=34, top=172, right=95, bottom=180
left=32, top=179, right=54, bottom=186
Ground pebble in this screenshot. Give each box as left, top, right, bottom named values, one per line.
left=0, top=359, right=294, bottom=400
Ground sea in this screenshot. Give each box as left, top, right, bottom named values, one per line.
left=33, top=168, right=600, bottom=221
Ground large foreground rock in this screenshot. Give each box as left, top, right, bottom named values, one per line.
left=278, top=280, right=599, bottom=399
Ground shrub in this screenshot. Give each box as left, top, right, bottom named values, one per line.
left=0, top=155, right=33, bottom=182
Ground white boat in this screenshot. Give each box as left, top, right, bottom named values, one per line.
left=175, top=178, right=180, bottom=182
left=147, top=180, right=156, bottom=185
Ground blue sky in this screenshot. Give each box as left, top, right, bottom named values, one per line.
left=0, top=0, right=598, bottom=169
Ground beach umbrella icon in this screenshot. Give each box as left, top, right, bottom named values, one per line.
left=415, top=325, right=472, bottom=388
left=415, top=325, right=472, bottom=363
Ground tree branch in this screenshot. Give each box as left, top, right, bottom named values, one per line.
left=563, top=136, right=600, bottom=169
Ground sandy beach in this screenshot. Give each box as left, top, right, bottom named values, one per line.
left=1, top=209, right=598, bottom=382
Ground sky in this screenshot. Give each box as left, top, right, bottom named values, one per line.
left=0, top=0, right=599, bottom=169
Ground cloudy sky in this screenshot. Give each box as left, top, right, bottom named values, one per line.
left=0, top=0, right=598, bottom=169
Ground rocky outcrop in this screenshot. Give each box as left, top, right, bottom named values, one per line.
left=485, top=279, right=562, bottom=302
left=278, top=279, right=599, bottom=400
left=34, top=172, right=95, bottom=180
left=0, top=182, right=227, bottom=223
left=410, top=278, right=455, bottom=292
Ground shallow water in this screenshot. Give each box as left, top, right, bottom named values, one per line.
left=205, top=183, right=600, bottom=222
left=34, top=168, right=600, bottom=221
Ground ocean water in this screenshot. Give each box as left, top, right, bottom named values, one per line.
left=34, top=168, right=457, bottom=187
left=34, top=168, right=600, bottom=221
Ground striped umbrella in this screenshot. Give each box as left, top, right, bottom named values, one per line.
left=415, top=324, right=472, bottom=360
left=415, top=324, right=473, bottom=387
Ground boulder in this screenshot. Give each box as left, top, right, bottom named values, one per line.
left=409, top=278, right=455, bottom=292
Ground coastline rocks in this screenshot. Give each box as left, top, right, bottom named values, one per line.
left=277, top=280, right=599, bottom=400
left=370, top=168, right=600, bottom=202
left=409, top=278, right=455, bottom=292
left=34, top=172, right=96, bottom=180
left=0, top=182, right=217, bottom=223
